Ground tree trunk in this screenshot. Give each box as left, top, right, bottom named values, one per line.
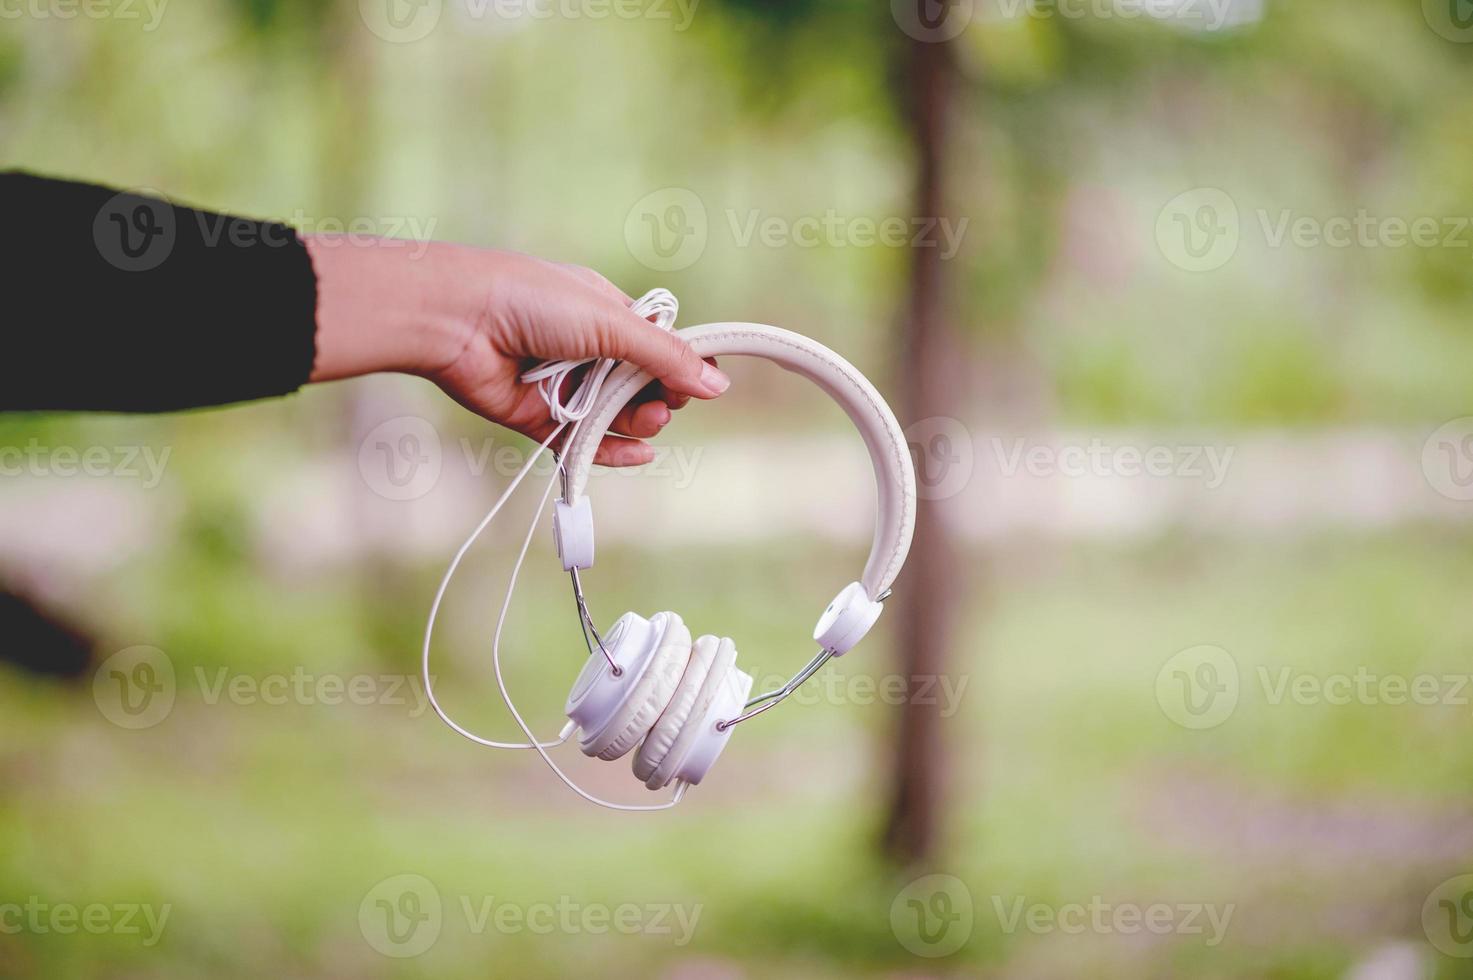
left=881, top=28, right=962, bottom=868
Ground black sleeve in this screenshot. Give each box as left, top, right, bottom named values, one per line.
left=0, top=171, right=319, bottom=412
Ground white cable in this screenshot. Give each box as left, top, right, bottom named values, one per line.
left=488, top=446, right=684, bottom=811
left=421, top=423, right=571, bottom=749
left=421, top=287, right=686, bottom=808
left=521, top=288, right=678, bottom=424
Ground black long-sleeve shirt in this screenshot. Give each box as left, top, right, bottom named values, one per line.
left=2, top=172, right=318, bottom=412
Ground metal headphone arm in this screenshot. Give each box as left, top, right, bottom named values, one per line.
left=553, top=452, right=892, bottom=733
left=716, top=586, right=892, bottom=732
left=555, top=453, right=623, bottom=677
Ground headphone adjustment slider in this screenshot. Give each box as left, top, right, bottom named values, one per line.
left=553, top=495, right=595, bottom=571
left=813, top=581, right=884, bottom=657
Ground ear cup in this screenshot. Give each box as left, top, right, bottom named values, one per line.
left=643, top=635, right=739, bottom=790
left=632, top=633, right=719, bottom=785
left=582, top=614, right=692, bottom=761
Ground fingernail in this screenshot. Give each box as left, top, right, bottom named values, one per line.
left=700, top=363, right=731, bottom=395
left=654, top=404, right=672, bottom=425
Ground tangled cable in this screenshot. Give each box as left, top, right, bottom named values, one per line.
left=520, top=288, right=679, bottom=425
left=419, top=288, right=687, bottom=810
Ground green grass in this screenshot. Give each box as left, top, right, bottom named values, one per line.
left=5, top=529, right=1473, bottom=977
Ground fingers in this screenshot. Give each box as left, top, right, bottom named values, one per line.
left=592, top=436, right=655, bottom=468
left=506, top=416, right=654, bottom=469
left=511, top=259, right=729, bottom=400
left=559, top=263, right=633, bottom=305
left=597, top=305, right=730, bottom=400
left=641, top=359, right=714, bottom=410
left=609, top=398, right=672, bottom=439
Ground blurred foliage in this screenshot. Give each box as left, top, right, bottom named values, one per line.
left=5, top=0, right=1473, bottom=977
left=5, top=0, right=1473, bottom=422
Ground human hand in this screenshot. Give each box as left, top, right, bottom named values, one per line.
left=305, top=236, right=729, bottom=465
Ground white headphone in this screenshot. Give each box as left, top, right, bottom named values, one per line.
left=421, top=291, right=917, bottom=810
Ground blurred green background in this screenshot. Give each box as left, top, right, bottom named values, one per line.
left=5, top=0, right=1473, bottom=977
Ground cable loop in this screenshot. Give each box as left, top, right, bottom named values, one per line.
left=421, top=288, right=685, bottom=810
left=520, top=288, right=679, bottom=425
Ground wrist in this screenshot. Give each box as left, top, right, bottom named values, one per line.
left=306, top=234, right=470, bottom=382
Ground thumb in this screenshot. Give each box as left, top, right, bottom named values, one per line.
left=598, top=307, right=730, bottom=399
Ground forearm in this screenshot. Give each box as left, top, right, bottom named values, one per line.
left=305, top=235, right=469, bottom=383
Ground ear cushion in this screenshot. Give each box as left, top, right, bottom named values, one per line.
left=584, top=614, right=691, bottom=761
left=632, top=633, right=718, bottom=784
left=642, top=635, right=739, bottom=790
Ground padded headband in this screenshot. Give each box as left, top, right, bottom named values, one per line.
left=561, top=321, right=917, bottom=597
